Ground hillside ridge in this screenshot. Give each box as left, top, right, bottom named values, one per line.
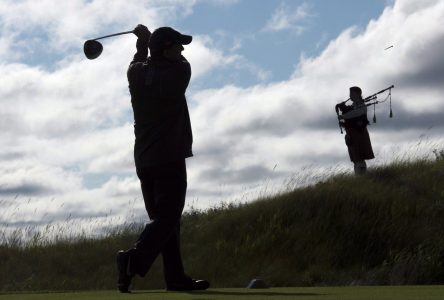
left=1, top=158, right=444, bottom=290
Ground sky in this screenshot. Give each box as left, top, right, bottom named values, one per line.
left=1, top=0, right=444, bottom=238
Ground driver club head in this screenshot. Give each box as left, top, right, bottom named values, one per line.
left=84, top=40, right=103, bottom=60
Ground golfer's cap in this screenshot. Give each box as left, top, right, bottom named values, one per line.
left=149, top=27, right=192, bottom=51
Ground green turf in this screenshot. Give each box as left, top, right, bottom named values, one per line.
left=1, top=286, right=443, bottom=300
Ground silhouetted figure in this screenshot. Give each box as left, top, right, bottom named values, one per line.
left=337, top=86, right=375, bottom=174
left=116, top=24, right=210, bottom=293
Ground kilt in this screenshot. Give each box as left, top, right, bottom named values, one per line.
left=344, top=126, right=375, bottom=162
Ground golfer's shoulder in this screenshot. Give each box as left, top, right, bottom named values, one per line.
left=169, top=58, right=191, bottom=79
left=127, top=61, right=149, bottom=80
left=177, top=57, right=190, bottom=70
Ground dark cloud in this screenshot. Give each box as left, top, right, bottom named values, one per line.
left=198, top=164, right=280, bottom=184
left=305, top=114, right=339, bottom=131
left=288, top=152, right=349, bottom=166
left=389, top=36, right=444, bottom=89
left=372, top=108, right=444, bottom=131
left=226, top=116, right=296, bottom=136
left=186, top=188, right=224, bottom=198
left=0, top=151, right=26, bottom=160
left=223, top=99, right=305, bottom=137
left=194, top=141, right=233, bottom=159
left=0, top=183, right=52, bottom=196
left=0, top=220, right=45, bottom=227
left=0, top=113, right=28, bottom=135
left=306, top=104, right=444, bottom=132
left=0, top=211, right=111, bottom=227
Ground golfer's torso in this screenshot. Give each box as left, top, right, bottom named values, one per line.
left=129, top=59, right=193, bottom=167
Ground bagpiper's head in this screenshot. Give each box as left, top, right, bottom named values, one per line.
left=349, top=86, right=362, bottom=102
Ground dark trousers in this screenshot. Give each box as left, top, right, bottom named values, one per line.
left=128, top=160, right=187, bottom=284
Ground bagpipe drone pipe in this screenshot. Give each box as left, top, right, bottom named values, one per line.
left=335, top=85, right=394, bottom=134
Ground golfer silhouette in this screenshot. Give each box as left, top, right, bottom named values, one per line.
left=116, top=24, right=210, bottom=293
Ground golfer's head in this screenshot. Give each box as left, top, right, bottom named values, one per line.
left=149, top=27, right=192, bottom=60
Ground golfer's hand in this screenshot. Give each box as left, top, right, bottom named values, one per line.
left=133, top=24, right=151, bottom=41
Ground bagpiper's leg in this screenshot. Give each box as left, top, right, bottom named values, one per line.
left=354, top=160, right=367, bottom=175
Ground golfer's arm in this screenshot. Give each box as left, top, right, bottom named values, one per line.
left=128, top=38, right=149, bottom=82
left=162, top=62, right=191, bottom=98
left=130, top=38, right=149, bottom=65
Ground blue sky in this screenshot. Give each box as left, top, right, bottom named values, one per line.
left=1, top=0, right=444, bottom=238
left=178, top=0, right=390, bottom=86
left=16, top=1, right=390, bottom=86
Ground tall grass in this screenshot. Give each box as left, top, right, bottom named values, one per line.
left=1, top=157, right=444, bottom=291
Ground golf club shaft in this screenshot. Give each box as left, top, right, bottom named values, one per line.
left=93, top=30, right=134, bottom=41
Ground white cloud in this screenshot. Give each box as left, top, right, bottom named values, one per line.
left=184, top=35, right=271, bottom=82
left=101, top=176, right=140, bottom=197
left=0, top=0, right=191, bottom=53
left=0, top=0, right=251, bottom=235
left=2, top=0, right=444, bottom=237
left=184, top=35, right=240, bottom=80
left=185, top=0, right=444, bottom=205
left=0, top=160, right=82, bottom=196
left=264, top=2, right=312, bottom=33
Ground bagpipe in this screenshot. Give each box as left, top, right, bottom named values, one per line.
left=335, top=85, right=394, bottom=134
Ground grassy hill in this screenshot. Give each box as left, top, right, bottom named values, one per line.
left=1, top=158, right=444, bottom=291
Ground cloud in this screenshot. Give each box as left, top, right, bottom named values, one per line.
left=101, top=176, right=140, bottom=197
left=2, top=0, right=444, bottom=237
left=198, top=164, right=280, bottom=184
left=184, top=35, right=240, bottom=80
left=0, top=0, right=253, bottom=235
left=264, top=2, right=313, bottom=33
left=0, top=0, right=191, bottom=53
left=184, top=34, right=271, bottom=83
left=0, top=183, right=51, bottom=196
left=0, top=2, right=242, bottom=173
left=0, top=160, right=83, bottom=197
left=185, top=0, right=444, bottom=204
left=203, top=0, right=240, bottom=6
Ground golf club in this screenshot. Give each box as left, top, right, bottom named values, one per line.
left=84, top=30, right=134, bottom=60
